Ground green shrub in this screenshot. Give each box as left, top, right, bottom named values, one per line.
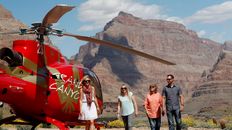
left=194, top=119, right=217, bottom=128
left=182, top=116, right=196, bottom=127
left=107, top=119, right=124, bottom=128
left=225, top=123, right=232, bottom=130
left=223, top=115, right=232, bottom=123
left=206, top=119, right=217, bottom=128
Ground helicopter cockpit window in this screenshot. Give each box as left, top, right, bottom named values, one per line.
left=0, top=48, right=23, bottom=67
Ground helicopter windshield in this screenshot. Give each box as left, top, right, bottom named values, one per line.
left=0, top=48, right=23, bottom=67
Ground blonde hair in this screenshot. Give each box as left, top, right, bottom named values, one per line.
left=149, top=84, right=158, bottom=90
left=120, top=84, right=127, bottom=94
left=120, top=84, right=132, bottom=100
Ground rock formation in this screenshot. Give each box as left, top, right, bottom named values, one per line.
left=185, top=41, right=232, bottom=117
left=0, top=5, right=33, bottom=48
left=76, top=11, right=222, bottom=103
left=0, top=4, right=51, bottom=48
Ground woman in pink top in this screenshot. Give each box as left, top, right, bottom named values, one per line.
left=144, top=84, right=164, bottom=130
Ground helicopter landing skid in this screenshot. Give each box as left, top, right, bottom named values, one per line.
left=0, top=115, right=17, bottom=125
left=0, top=115, right=39, bottom=129
left=40, top=116, right=69, bottom=130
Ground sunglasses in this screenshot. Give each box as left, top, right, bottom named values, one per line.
left=83, top=80, right=90, bottom=83
left=121, top=87, right=127, bottom=90
left=166, top=78, right=172, bottom=80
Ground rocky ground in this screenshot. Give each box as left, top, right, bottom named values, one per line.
left=0, top=127, right=221, bottom=130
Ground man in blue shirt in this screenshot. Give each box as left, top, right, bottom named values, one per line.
left=162, top=74, right=184, bottom=130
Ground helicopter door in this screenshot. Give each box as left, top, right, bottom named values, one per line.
left=83, top=69, right=103, bottom=101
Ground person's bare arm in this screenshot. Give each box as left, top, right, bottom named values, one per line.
left=132, top=95, right=138, bottom=116
left=79, top=87, right=83, bottom=115
left=117, top=99, right=121, bottom=118
left=93, top=87, right=100, bottom=114
left=180, top=95, right=184, bottom=112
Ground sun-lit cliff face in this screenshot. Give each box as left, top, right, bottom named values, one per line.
left=185, top=41, right=232, bottom=117
left=76, top=11, right=221, bottom=105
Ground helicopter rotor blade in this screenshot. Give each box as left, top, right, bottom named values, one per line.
left=63, top=33, right=175, bottom=65
left=41, top=5, right=75, bottom=27
left=0, top=31, right=20, bottom=35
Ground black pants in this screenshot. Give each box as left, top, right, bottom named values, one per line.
left=121, top=114, right=133, bottom=130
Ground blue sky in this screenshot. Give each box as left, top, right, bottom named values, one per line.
left=1, top=0, right=232, bottom=58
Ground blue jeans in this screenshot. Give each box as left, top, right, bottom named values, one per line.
left=166, top=109, right=182, bottom=130
left=121, top=114, right=133, bottom=130
left=148, top=117, right=161, bottom=130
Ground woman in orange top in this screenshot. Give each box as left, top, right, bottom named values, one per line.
left=144, top=84, right=164, bottom=130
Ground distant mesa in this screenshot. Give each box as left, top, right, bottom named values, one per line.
left=76, top=11, right=222, bottom=110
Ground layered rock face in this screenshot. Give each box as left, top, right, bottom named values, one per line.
left=0, top=5, right=33, bottom=48
left=185, top=41, right=232, bottom=117
left=76, top=12, right=221, bottom=103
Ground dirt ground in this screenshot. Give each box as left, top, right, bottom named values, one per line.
left=42, top=128, right=220, bottom=130
left=0, top=127, right=221, bottom=130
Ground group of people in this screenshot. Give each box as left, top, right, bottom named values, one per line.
left=117, top=74, right=184, bottom=130
left=78, top=74, right=184, bottom=130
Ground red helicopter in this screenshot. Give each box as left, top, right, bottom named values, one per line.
left=0, top=5, right=174, bottom=130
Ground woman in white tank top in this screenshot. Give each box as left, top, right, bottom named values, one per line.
left=117, top=84, right=138, bottom=130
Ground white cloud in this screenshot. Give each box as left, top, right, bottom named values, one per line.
left=165, top=17, right=184, bottom=24
left=184, top=1, right=232, bottom=24
left=197, top=30, right=206, bottom=37
left=78, top=24, right=102, bottom=31
left=208, top=32, right=225, bottom=43
left=77, top=0, right=165, bottom=31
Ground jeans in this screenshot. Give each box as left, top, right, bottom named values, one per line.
left=166, top=109, right=182, bottom=130
left=121, top=114, right=133, bottom=130
left=148, top=117, right=161, bottom=130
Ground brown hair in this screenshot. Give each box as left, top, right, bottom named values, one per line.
left=149, top=84, right=158, bottom=94
left=167, top=74, right=174, bottom=79
left=149, top=84, right=158, bottom=89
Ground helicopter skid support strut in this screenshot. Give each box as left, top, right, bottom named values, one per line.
left=43, top=116, right=69, bottom=130
left=0, top=115, right=17, bottom=125
left=0, top=115, right=39, bottom=129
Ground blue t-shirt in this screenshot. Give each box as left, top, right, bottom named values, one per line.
left=118, top=92, right=134, bottom=116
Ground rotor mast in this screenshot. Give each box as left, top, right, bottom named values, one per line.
left=37, top=5, right=75, bottom=54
